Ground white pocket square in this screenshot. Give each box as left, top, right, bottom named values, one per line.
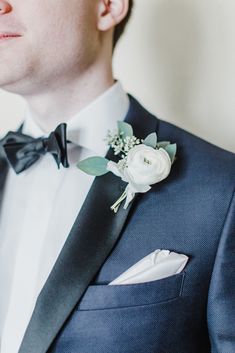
left=108, top=249, right=188, bottom=285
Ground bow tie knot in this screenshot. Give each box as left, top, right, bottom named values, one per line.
left=1, top=123, right=70, bottom=174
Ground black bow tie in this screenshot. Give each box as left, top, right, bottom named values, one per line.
left=1, top=123, right=70, bottom=174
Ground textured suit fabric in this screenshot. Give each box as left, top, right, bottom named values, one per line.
left=44, top=97, right=235, bottom=353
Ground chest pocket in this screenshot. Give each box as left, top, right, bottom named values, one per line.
left=76, top=272, right=185, bottom=311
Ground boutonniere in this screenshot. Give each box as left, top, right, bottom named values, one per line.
left=77, top=121, right=177, bottom=213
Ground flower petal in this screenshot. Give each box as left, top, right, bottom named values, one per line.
left=128, top=181, right=151, bottom=193
left=106, top=161, right=122, bottom=178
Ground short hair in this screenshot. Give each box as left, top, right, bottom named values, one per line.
left=113, top=0, right=134, bottom=50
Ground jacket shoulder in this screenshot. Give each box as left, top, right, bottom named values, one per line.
left=157, top=118, right=235, bottom=192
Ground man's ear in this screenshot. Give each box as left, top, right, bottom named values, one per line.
left=97, top=0, right=129, bottom=31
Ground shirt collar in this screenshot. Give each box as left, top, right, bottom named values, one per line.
left=22, top=80, right=130, bottom=156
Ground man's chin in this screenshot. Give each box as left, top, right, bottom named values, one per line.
left=0, top=76, right=32, bottom=96
left=0, top=83, right=21, bottom=95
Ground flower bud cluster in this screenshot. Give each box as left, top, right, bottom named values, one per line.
left=105, top=130, right=141, bottom=157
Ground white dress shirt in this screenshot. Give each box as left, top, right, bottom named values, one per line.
left=0, top=81, right=130, bottom=353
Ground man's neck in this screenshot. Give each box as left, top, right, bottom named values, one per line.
left=23, top=66, right=115, bottom=133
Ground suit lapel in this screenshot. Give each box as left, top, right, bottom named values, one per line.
left=18, top=95, right=159, bottom=353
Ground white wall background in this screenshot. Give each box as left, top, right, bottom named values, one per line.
left=113, top=0, right=235, bottom=152
left=0, top=0, right=234, bottom=152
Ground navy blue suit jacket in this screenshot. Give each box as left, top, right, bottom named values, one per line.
left=2, top=95, right=233, bottom=353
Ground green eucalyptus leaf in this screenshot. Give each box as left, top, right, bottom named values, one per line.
left=157, top=141, right=171, bottom=149
left=165, top=143, right=177, bottom=163
left=143, top=133, right=158, bottom=148
left=77, top=157, right=109, bottom=176
left=118, top=121, right=133, bottom=139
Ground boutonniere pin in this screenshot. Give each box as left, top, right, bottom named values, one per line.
left=77, top=121, right=177, bottom=213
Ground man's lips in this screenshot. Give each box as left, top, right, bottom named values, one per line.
left=0, top=33, right=22, bottom=39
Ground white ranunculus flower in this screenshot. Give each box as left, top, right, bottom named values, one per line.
left=107, top=145, right=172, bottom=211
left=124, top=145, right=171, bottom=190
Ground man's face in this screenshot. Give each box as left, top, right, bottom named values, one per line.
left=0, top=0, right=99, bottom=95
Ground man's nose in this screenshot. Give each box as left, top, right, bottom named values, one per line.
left=0, top=1, right=12, bottom=14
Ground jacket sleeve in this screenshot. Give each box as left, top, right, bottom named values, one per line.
left=207, top=190, right=235, bottom=353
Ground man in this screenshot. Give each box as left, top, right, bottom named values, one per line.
left=0, top=0, right=234, bottom=352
